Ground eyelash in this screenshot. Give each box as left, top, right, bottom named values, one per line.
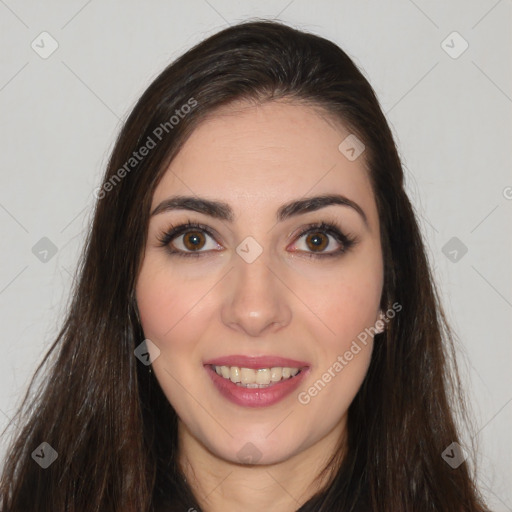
left=156, top=218, right=357, bottom=260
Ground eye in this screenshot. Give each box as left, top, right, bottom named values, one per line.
left=156, top=221, right=222, bottom=257
left=288, top=222, right=356, bottom=258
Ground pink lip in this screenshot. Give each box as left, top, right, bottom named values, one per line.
left=205, top=364, right=310, bottom=408
left=203, top=355, right=310, bottom=369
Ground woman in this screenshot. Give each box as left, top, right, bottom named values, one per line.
left=0, top=19, right=489, bottom=512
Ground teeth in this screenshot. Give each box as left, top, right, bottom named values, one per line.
left=230, top=366, right=241, bottom=383
left=212, top=365, right=300, bottom=387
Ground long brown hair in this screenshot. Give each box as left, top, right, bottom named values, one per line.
left=0, top=19, right=488, bottom=511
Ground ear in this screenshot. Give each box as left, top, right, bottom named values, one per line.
left=374, top=309, right=387, bottom=334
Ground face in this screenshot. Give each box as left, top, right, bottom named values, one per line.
left=135, top=100, right=384, bottom=467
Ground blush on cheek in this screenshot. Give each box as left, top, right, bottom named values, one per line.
left=325, top=295, right=380, bottom=344
left=136, top=271, right=198, bottom=340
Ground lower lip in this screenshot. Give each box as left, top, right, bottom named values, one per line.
left=205, top=365, right=310, bottom=408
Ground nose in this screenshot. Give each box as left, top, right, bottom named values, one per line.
left=220, top=252, right=292, bottom=337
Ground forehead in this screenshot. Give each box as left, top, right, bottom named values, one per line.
left=152, top=100, right=377, bottom=224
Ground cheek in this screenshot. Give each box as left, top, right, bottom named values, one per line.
left=292, top=250, right=383, bottom=347
left=314, top=255, right=382, bottom=407
left=135, top=261, right=211, bottom=346
left=328, top=273, right=382, bottom=341
left=295, top=264, right=380, bottom=418
left=136, top=269, right=173, bottom=340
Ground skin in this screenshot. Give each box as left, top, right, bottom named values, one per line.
left=135, top=100, right=384, bottom=512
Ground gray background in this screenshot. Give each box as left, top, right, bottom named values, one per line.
left=0, top=0, right=511, bottom=509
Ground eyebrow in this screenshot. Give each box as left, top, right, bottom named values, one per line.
left=151, top=194, right=368, bottom=226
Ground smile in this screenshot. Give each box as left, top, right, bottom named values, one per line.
left=211, top=365, right=301, bottom=388
left=204, top=363, right=310, bottom=408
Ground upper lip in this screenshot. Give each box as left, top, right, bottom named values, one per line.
left=204, top=355, right=310, bottom=369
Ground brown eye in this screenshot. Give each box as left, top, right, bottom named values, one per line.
left=158, top=222, right=223, bottom=257
left=305, top=232, right=329, bottom=252
left=182, top=231, right=206, bottom=251
left=288, top=221, right=355, bottom=258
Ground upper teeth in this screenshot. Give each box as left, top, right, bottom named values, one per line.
left=212, top=365, right=300, bottom=386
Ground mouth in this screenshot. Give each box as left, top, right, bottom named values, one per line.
left=203, top=356, right=311, bottom=408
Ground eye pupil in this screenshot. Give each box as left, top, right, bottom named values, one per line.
left=183, top=231, right=205, bottom=250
